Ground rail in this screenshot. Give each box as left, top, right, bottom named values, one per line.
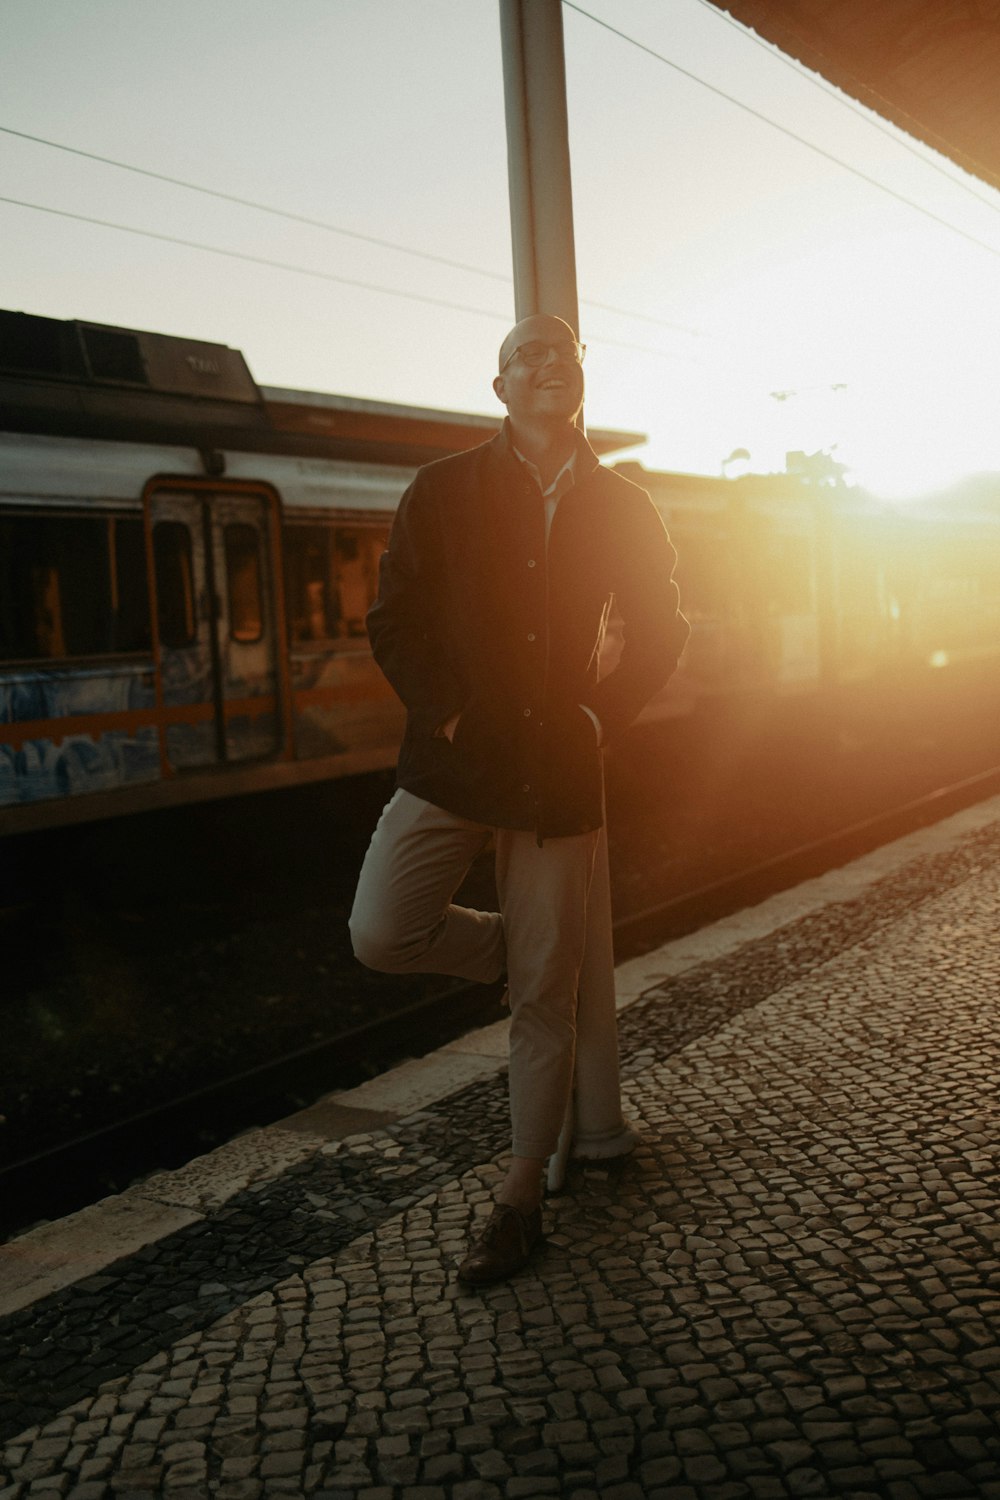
left=4, top=761, right=1000, bottom=1240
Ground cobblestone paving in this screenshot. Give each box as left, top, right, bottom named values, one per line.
left=1, top=827, right=999, bottom=1497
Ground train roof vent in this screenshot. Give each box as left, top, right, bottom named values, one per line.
left=0, top=310, right=261, bottom=405
left=132, top=328, right=260, bottom=403
left=0, top=310, right=86, bottom=379
left=81, top=324, right=148, bottom=385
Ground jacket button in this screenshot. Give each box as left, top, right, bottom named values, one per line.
left=523, top=708, right=531, bottom=717
left=527, top=559, right=536, bottom=568
left=527, top=632, right=536, bottom=642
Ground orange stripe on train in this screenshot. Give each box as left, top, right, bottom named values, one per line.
left=1, top=696, right=281, bottom=752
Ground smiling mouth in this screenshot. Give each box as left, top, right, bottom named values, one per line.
left=538, top=378, right=567, bottom=390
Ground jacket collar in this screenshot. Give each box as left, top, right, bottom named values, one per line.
left=492, top=416, right=602, bottom=485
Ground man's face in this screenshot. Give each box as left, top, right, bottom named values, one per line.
left=493, top=314, right=584, bottom=426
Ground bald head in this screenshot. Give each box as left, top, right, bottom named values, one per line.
left=493, top=312, right=585, bottom=431
left=497, top=313, right=578, bottom=373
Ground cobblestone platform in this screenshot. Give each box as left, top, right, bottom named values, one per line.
left=2, top=797, right=999, bottom=1500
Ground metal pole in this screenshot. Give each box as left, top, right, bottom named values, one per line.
left=499, top=0, right=634, bottom=1191
left=498, top=0, right=581, bottom=336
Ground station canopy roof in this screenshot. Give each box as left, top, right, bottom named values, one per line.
left=704, top=1, right=1000, bottom=194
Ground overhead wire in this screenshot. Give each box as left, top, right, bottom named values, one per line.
left=7, top=4, right=998, bottom=366
left=562, top=0, right=1000, bottom=263
left=0, top=123, right=700, bottom=339
left=0, top=194, right=511, bottom=322
left=0, top=125, right=506, bottom=281
left=9, top=3, right=999, bottom=359
left=0, top=193, right=699, bottom=363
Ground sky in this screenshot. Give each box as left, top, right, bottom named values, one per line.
left=3, top=0, right=1000, bottom=498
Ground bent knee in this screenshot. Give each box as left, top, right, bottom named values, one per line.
left=349, top=912, right=396, bottom=972
left=348, top=911, right=422, bottom=973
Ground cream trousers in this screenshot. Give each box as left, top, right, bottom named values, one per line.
left=349, top=789, right=599, bottom=1159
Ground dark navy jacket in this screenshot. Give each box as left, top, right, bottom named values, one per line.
left=367, top=421, right=688, bottom=838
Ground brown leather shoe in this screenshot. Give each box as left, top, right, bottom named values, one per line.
left=457, top=1203, right=543, bottom=1286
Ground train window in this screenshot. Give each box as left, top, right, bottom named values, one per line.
left=284, top=525, right=338, bottom=643
left=0, top=513, right=151, bottom=663
left=153, top=521, right=196, bottom=649
left=336, top=527, right=387, bottom=638
left=283, top=522, right=388, bottom=645
left=112, top=518, right=153, bottom=653
left=223, top=523, right=264, bottom=643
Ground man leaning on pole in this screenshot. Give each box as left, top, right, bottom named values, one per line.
left=350, top=312, right=689, bottom=1285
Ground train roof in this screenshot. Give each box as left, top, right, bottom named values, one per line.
left=262, top=385, right=643, bottom=461
left=0, top=309, right=644, bottom=465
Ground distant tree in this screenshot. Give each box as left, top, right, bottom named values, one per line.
left=785, top=448, right=850, bottom=487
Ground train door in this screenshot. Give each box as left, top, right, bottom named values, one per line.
left=145, top=481, right=289, bottom=772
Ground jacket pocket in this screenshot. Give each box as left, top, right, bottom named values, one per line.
left=450, top=700, right=518, bottom=790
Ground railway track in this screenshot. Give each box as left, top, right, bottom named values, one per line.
left=4, top=760, right=1000, bottom=1242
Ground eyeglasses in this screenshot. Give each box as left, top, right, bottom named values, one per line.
left=500, top=338, right=586, bottom=373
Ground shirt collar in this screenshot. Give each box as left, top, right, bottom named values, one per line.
left=512, top=443, right=578, bottom=500
left=494, top=417, right=602, bottom=488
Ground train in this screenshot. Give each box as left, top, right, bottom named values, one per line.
left=3, top=308, right=1000, bottom=835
